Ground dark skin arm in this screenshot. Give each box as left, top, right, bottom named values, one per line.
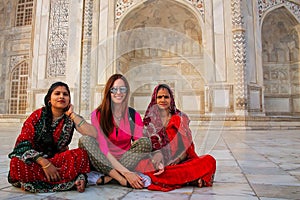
left=151, top=151, right=165, bottom=175
left=36, top=157, right=61, bottom=182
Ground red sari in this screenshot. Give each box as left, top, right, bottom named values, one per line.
left=8, top=108, right=90, bottom=193
left=136, top=84, right=216, bottom=191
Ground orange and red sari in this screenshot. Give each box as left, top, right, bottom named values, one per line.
left=136, top=84, right=216, bottom=191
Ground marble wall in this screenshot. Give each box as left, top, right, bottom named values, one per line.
left=0, top=0, right=299, bottom=124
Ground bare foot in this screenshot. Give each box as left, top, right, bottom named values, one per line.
left=188, top=178, right=205, bottom=188
left=197, top=178, right=205, bottom=188
left=75, top=179, right=86, bottom=193
left=96, top=176, right=112, bottom=185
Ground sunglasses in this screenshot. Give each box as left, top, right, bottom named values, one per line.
left=156, top=95, right=170, bottom=99
left=110, top=86, right=128, bottom=94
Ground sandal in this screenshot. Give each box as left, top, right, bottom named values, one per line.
left=137, top=172, right=151, bottom=188
left=124, top=173, right=151, bottom=188
left=96, top=175, right=106, bottom=185
left=126, top=181, right=132, bottom=188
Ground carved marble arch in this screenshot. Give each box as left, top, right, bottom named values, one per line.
left=261, top=6, right=300, bottom=116
left=115, top=0, right=205, bottom=114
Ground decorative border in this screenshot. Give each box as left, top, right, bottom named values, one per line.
left=258, top=0, right=300, bottom=23
left=231, top=0, right=248, bottom=111
left=80, top=0, right=93, bottom=116
left=115, top=0, right=205, bottom=23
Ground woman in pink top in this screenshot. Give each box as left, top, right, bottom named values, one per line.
left=79, top=74, right=152, bottom=189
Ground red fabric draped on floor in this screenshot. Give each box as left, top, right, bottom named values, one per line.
left=136, top=154, right=216, bottom=192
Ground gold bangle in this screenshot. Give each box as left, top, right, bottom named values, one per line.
left=42, top=162, right=51, bottom=169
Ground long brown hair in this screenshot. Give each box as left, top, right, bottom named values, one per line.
left=97, top=74, right=130, bottom=137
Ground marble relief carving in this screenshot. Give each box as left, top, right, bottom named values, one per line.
left=263, top=66, right=290, bottom=94
left=80, top=0, right=93, bottom=115
left=47, top=0, right=69, bottom=77
left=231, top=0, right=248, bottom=110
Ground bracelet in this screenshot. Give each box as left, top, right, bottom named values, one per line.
left=42, top=162, right=51, bottom=169
left=77, top=118, right=86, bottom=127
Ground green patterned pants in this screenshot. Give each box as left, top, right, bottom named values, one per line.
left=78, top=136, right=152, bottom=175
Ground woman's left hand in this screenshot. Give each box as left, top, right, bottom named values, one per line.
left=153, top=162, right=165, bottom=175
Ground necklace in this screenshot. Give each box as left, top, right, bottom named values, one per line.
left=113, top=114, right=122, bottom=121
left=52, top=114, right=64, bottom=122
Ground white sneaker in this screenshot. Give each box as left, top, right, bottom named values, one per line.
left=137, top=172, right=151, bottom=188
left=87, top=171, right=104, bottom=185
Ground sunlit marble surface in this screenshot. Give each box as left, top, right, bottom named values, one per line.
left=0, top=124, right=299, bottom=200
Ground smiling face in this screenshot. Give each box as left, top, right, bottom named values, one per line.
left=49, top=86, right=70, bottom=111
left=110, top=78, right=127, bottom=105
left=156, top=87, right=171, bottom=110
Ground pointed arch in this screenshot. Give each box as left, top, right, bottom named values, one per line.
left=9, top=61, right=29, bottom=114
left=114, top=0, right=206, bottom=115
left=261, top=6, right=300, bottom=116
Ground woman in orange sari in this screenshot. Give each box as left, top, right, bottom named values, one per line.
left=136, top=84, right=216, bottom=191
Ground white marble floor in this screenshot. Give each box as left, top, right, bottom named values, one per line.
left=0, top=124, right=299, bottom=200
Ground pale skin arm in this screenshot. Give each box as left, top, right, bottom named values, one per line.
left=106, top=152, right=144, bottom=189
left=65, top=104, right=97, bottom=138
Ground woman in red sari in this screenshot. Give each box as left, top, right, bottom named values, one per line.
left=136, top=84, right=216, bottom=192
left=8, top=82, right=93, bottom=193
